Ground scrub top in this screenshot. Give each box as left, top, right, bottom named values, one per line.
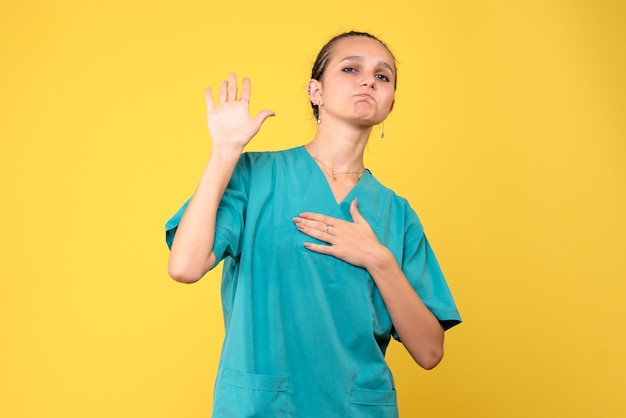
left=165, top=146, right=461, bottom=418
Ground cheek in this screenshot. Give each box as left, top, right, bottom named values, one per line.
left=324, top=83, right=351, bottom=103
left=383, top=91, right=395, bottom=109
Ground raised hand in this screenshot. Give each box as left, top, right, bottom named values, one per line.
left=205, top=73, right=275, bottom=150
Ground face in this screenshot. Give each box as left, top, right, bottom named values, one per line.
left=310, top=36, right=396, bottom=126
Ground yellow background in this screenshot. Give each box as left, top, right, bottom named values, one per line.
left=1, top=1, right=625, bottom=417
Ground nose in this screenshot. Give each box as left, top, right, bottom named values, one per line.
left=360, top=75, right=375, bottom=88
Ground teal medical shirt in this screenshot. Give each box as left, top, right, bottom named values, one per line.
left=166, top=146, right=461, bottom=417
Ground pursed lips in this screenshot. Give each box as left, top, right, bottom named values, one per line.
left=354, top=93, right=374, bottom=102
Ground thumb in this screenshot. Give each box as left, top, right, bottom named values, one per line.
left=253, top=109, right=276, bottom=126
left=204, top=87, right=215, bottom=112
left=349, top=198, right=363, bottom=223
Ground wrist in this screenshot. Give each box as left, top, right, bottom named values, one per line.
left=365, top=244, right=396, bottom=276
left=210, top=144, right=245, bottom=162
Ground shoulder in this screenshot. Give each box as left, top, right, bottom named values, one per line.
left=366, top=172, right=417, bottom=215
left=238, top=146, right=303, bottom=170
left=231, top=147, right=304, bottom=189
left=365, top=172, right=424, bottom=236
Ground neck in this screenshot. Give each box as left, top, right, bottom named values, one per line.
left=305, top=121, right=370, bottom=172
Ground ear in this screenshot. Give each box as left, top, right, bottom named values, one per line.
left=308, top=79, right=323, bottom=106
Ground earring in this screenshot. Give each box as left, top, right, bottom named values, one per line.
left=317, top=117, right=321, bottom=124
left=379, top=122, right=385, bottom=139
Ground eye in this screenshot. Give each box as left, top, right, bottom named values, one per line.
left=375, top=74, right=390, bottom=82
left=342, top=67, right=358, bottom=73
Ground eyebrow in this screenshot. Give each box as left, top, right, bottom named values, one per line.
left=340, top=56, right=395, bottom=73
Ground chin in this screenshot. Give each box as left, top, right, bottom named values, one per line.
left=352, top=112, right=383, bottom=124
left=358, top=116, right=386, bottom=126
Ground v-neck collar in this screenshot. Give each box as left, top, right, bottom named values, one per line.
left=297, top=146, right=371, bottom=209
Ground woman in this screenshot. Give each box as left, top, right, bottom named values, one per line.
left=166, top=31, right=461, bottom=417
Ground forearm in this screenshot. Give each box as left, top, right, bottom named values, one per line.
left=167, top=145, right=243, bottom=283
left=367, top=247, right=445, bottom=370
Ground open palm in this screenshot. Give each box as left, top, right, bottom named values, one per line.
left=205, top=74, right=275, bottom=149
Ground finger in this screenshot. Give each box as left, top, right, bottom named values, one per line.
left=298, top=212, right=333, bottom=224
left=303, top=242, right=333, bottom=255
left=219, top=80, right=227, bottom=103
left=349, top=198, right=363, bottom=223
left=252, top=109, right=276, bottom=126
left=227, top=73, right=237, bottom=101
left=293, top=218, right=333, bottom=242
left=240, top=77, right=251, bottom=102
left=294, top=215, right=332, bottom=233
left=205, top=87, right=215, bottom=112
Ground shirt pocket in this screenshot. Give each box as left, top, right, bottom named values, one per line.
left=213, top=369, right=291, bottom=417
left=349, top=387, right=398, bottom=418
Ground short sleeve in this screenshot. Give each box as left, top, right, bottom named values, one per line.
left=165, top=198, right=190, bottom=250
left=395, top=208, right=462, bottom=336
left=164, top=154, right=251, bottom=265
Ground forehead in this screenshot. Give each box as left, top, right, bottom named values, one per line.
left=329, top=37, right=395, bottom=70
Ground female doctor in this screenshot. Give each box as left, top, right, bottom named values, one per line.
left=165, top=31, right=461, bottom=417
